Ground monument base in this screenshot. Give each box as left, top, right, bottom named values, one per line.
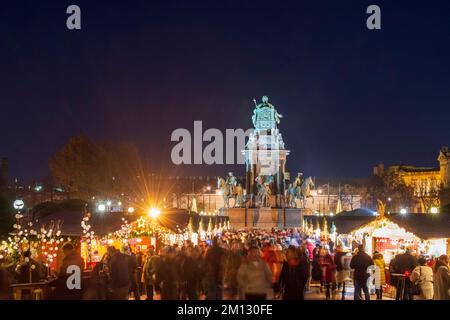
left=226, top=208, right=247, bottom=230
left=224, top=207, right=303, bottom=230
left=284, top=208, right=304, bottom=228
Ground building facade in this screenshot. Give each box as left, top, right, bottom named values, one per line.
left=375, top=146, right=450, bottom=213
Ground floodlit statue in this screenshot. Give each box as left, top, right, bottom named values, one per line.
left=251, top=96, right=283, bottom=130
left=294, top=173, right=303, bottom=188
left=225, top=172, right=237, bottom=192
left=287, top=183, right=299, bottom=208
left=376, top=199, right=386, bottom=218
left=235, top=183, right=244, bottom=208
left=244, top=95, right=290, bottom=208
left=299, top=176, right=315, bottom=208
left=255, top=175, right=273, bottom=207
left=217, top=177, right=232, bottom=209
left=218, top=173, right=243, bottom=208
left=286, top=173, right=305, bottom=208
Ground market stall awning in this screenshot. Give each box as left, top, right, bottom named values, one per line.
left=387, top=213, right=450, bottom=240
left=304, top=215, right=376, bottom=234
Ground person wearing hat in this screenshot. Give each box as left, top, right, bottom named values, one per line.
left=433, top=254, right=450, bottom=300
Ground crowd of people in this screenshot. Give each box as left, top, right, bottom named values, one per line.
left=0, top=228, right=449, bottom=300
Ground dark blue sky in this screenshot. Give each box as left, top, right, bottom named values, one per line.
left=1, top=0, right=450, bottom=182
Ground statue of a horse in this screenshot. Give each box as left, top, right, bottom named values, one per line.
left=234, top=184, right=244, bottom=208
left=287, top=183, right=301, bottom=208
left=300, top=176, right=315, bottom=208
left=218, top=177, right=231, bottom=209
left=218, top=177, right=240, bottom=209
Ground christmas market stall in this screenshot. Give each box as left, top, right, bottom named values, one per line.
left=351, top=213, right=450, bottom=263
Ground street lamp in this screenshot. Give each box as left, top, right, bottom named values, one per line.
left=97, top=204, right=106, bottom=212
left=127, top=206, right=135, bottom=213
left=430, top=207, right=438, bottom=214
left=400, top=208, right=407, bottom=215
left=13, top=199, right=25, bottom=211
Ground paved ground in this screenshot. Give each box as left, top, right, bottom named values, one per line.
left=131, top=284, right=394, bottom=300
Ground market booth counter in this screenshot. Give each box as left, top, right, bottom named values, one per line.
left=349, top=214, right=450, bottom=261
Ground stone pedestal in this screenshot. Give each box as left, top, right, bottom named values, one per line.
left=226, top=208, right=247, bottom=230
left=284, top=208, right=304, bottom=228
left=250, top=208, right=282, bottom=229
left=224, top=207, right=304, bottom=230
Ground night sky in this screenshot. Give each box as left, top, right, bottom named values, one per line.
left=1, top=0, right=450, bottom=182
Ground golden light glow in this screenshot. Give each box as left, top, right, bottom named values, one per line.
left=148, top=208, right=161, bottom=218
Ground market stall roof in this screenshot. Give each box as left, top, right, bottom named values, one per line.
left=387, top=213, right=450, bottom=240
left=156, top=208, right=229, bottom=233
left=33, top=202, right=229, bottom=236
left=304, top=215, right=376, bottom=234
left=36, top=209, right=126, bottom=236
left=335, top=208, right=377, bottom=217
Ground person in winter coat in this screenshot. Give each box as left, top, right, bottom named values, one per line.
left=86, top=252, right=109, bottom=300
left=322, top=249, right=337, bottom=299
left=306, top=240, right=315, bottom=260
left=222, top=240, right=243, bottom=299
left=156, top=246, right=179, bottom=300
left=278, top=247, right=309, bottom=300
left=108, top=246, right=131, bottom=300
left=142, top=247, right=161, bottom=300
left=263, top=242, right=285, bottom=293
left=181, top=246, right=201, bottom=300
left=135, top=250, right=144, bottom=298
left=350, top=245, right=374, bottom=300
left=334, top=245, right=350, bottom=299
left=204, top=237, right=226, bottom=300
left=125, top=246, right=140, bottom=300
left=433, top=255, right=450, bottom=300
left=54, top=243, right=85, bottom=300
left=15, top=250, right=45, bottom=284
left=311, top=250, right=323, bottom=288
left=409, top=256, right=434, bottom=300
left=237, top=246, right=273, bottom=300
left=372, top=251, right=386, bottom=299
left=389, top=248, right=418, bottom=300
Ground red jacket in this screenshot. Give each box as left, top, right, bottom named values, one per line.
left=322, top=254, right=337, bottom=283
